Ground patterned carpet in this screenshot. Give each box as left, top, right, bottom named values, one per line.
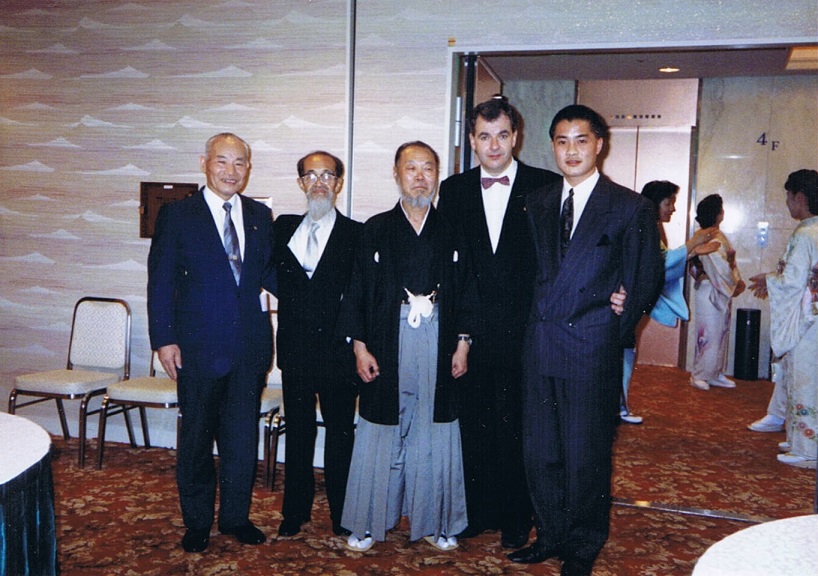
left=50, top=365, right=815, bottom=576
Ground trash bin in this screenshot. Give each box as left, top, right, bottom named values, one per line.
left=734, top=308, right=760, bottom=380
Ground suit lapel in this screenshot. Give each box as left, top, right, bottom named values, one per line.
left=463, top=170, right=495, bottom=259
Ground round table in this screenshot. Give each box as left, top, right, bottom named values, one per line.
left=0, top=412, right=57, bottom=575
left=692, top=514, right=818, bottom=576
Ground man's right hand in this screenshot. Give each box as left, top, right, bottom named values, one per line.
left=157, top=344, right=182, bottom=381
left=353, top=340, right=380, bottom=383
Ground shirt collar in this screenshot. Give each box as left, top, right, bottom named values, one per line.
left=563, top=169, right=600, bottom=198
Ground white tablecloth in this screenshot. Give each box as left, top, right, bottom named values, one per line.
left=0, top=411, right=51, bottom=484
left=693, top=514, right=818, bottom=576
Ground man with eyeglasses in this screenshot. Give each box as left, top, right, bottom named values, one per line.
left=273, top=151, right=361, bottom=538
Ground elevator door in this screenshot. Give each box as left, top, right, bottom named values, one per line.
left=600, top=125, right=695, bottom=367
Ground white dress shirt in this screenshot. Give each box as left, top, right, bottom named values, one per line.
left=287, top=209, right=337, bottom=275
left=203, top=187, right=245, bottom=258
left=481, top=159, right=518, bottom=253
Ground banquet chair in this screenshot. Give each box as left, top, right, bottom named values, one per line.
left=9, top=296, right=132, bottom=468
left=260, top=386, right=285, bottom=490
left=96, top=351, right=179, bottom=469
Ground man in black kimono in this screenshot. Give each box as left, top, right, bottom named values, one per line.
left=336, top=141, right=477, bottom=552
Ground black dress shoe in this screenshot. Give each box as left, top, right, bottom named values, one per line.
left=181, top=528, right=210, bottom=553
left=501, top=529, right=530, bottom=549
left=277, top=518, right=303, bottom=537
left=507, top=543, right=560, bottom=564
left=332, top=522, right=352, bottom=536
left=219, top=522, right=266, bottom=545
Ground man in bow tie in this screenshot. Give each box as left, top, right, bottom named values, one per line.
left=437, top=97, right=560, bottom=549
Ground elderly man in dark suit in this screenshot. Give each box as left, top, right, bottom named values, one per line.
left=273, top=151, right=360, bottom=538
left=437, top=97, right=560, bottom=549
left=509, top=105, right=663, bottom=575
left=148, top=133, right=277, bottom=553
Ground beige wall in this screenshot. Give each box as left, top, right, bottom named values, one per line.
left=2, top=0, right=816, bottom=439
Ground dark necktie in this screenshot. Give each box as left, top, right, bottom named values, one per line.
left=560, top=188, right=574, bottom=259
left=222, top=202, right=242, bottom=285
left=302, top=222, right=320, bottom=277
left=481, top=175, right=510, bottom=189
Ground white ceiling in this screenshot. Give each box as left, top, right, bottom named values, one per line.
left=482, top=46, right=817, bottom=81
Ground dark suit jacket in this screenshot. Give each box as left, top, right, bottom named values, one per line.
left=147, top=190, right=276, bottom=378
left=273, top=210, right=361, bottom=377
left=524, top=175, right=663, bottom=381
left=437, top=161, right=560, bottom=367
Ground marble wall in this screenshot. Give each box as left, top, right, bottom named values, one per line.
left=695, top=75, right=818, bottom=377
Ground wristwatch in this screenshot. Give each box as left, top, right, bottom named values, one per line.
left=457, top=334, right=473, bottom=346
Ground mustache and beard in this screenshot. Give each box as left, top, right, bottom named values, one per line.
left=306, top=188, right=336, bottom=220
left=400, top=186, right=435, bottom=209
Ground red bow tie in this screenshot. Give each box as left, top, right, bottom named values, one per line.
left=481, top=176, right=510, bottom=189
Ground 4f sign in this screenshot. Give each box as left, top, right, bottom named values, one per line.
left=757, top=132, right=781, bottom=151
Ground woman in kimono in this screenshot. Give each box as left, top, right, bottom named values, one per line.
left=619, top=181, right=717, bottom=423
left=689, top=194, right=745, bottom=390
left=749, top=169, right=818, bottom=466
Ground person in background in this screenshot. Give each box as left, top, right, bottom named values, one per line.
left=619, top=180, right=718, bottom=424
left=511, top=104, right=663, bottom=575
left=748, top=169, right=818, bottom=467
left=437, top=96, right=560, bottom=548
left=148, top=133, right=276, bottom=553
left=336, top=141, right=477, bottom=553
left=273, top=151, right=360, bottom=538
left=689, top=194, right=746, bottom=391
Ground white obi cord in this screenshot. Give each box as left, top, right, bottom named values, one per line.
left=403, top=288, right=435, bottom=329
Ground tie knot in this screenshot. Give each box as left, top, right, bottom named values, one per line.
left=481, top=175, right=510, bottom=189
left=223, top=201, right=232, bottom=214
left=568, top=188, right=574, bottom=198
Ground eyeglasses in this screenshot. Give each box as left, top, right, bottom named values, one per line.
left=300, top=171, right=337, bottom=185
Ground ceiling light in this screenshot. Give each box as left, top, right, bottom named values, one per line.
left=786, top=46, right=818, bottom=70
left=659, top=66, right=680, bottom=74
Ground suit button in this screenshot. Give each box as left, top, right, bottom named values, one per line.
left=540, top=316, right=546, bottom=322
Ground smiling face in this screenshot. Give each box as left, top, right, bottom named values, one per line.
left=199, top=135, right=250, bottom=201
left=658, top=194, right=678, bottom=223
left=551, top=118, right=603, bottom=187
left=394, top=145, right=439, bottom=209
left=469, top=113, right=517, bottom=176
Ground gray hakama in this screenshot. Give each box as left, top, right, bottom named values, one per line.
left=341, top=303, right=467, bottom=542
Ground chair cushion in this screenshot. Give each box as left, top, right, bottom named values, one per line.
left=106, top=377, right=177, bottom=405
left=15, top=369, right=118, bottom=395
left=260, top=387, right=283, bottom=414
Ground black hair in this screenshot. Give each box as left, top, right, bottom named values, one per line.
left=784, top=169, right=818, bottom=215
left=695, top=194, right=723, bottom=228
left=641, top=180, right=680, bottom=219
left=468, top=95, right=519, bottom=134
left=549, top=104, right=609, bottom=141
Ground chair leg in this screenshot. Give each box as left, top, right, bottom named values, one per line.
left=78, top=393, right=91, bottom=468
left=55, top=397, right=71, bottom=440
left=138, top=406, right=151, bottom=448
left=270, top=412, right=284, bottom=491
left=96, top=397, right=110, bottom=470
left=121, top=406, right=138, bottom=448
